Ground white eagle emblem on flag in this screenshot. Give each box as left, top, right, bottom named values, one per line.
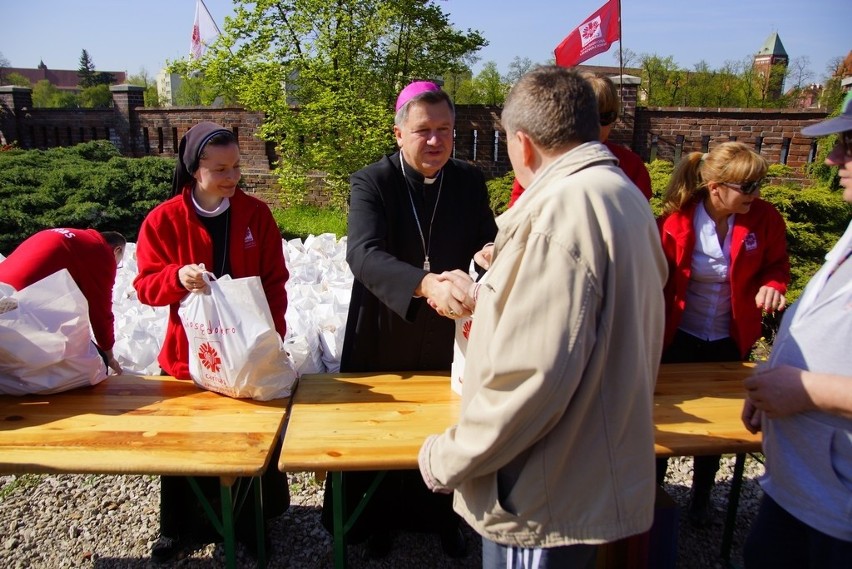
left=580, top=16, right=603, bottom=47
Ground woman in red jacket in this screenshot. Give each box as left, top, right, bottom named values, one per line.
left=656, top=141, right=790, bottom=526
left=134, top=122, right=289, bottom=562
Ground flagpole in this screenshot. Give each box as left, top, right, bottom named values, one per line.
left=199, top=0, right=223, bottom=36
left=618, top=0, right=624, bottom=112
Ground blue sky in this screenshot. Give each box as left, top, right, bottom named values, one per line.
left=2, top=0, right=849, bottom=83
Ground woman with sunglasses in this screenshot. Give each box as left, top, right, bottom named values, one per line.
left=656, top=141, right=790, bottom=526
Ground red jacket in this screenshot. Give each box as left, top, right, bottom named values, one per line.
left=0, top=228, right=117, bottom=350
left=133, top=188, right=288, bottom=379
left=605, top=141, right=652, bottom=200
left=508, top=140, right=652, bottom=207
left=658, top=199, right=790, bottom=358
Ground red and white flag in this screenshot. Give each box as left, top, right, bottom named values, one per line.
left=554, top=0, right=620, bottom=67
left=190, top=0, right=220, bottom=60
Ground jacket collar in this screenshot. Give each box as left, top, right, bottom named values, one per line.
left=525, top=141, right=616, bottom=197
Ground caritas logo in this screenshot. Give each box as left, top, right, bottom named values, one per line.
left=462, top=319, right=472, bottom=340
left=198, top=342, right=222, bottom=373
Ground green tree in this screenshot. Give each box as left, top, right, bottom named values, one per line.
left=0, top=51, right=10, bottom=84
left=819, top=56, right=847, bottom=111
left=714, top=60, right=743, bottom=107
left=127, top=69, right=161, bottom=107
left=165, top=59, right=232, bottom=107
left=0, top=141, right=173, bottom=252
left=639, top=54, right=680, bottom=106
left=505, top=56, right=535, bottom=85
left=441, top=66, right=473, bottom=102
left=472, top=61, right=508, bottom=105
left=79, top=84, right=112, bottom=108
left=195, top=0, right=486, bottom=208
left=78, top=49, right=96, bottom=88
left=32, top=80, right=77, bottom=108
left=4, top=72, right=31, bottom=87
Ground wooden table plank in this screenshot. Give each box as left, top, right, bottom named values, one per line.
left=0, top=374, right=289, bottom=477
left=653, top=361, right=761, bottom=456
left=280, top=363, right=762, bottom=472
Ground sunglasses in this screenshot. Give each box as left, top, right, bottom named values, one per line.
left=723, top=178, right=766, bottom=195
left=840, top=130, right=852, bottom=156
left=599, top=111, right=618, bottom=126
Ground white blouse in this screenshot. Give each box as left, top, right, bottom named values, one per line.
left=679, top=202, right=734, bottom=341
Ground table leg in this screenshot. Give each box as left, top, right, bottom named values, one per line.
left=253, top=475, right=266, bottom=568
left=332, top=472, right=347, bottom=569
left=186, top=476, right=265, bottom=569
left=219, top=479, right=238, bottom=569
left=721, top=453, right=746, bottom=565
left=331, top=470, right=388, bottom=569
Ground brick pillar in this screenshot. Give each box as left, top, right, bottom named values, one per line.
left=109, top=84, right=145, bottom=156
left=0, top=86, right=34, bottom=147
left=610, top=74, right=641, bottom=153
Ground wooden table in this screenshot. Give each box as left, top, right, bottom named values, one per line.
left=0, top=374, right=290, bottom=569
left=280, top=362, right=760, bottom=568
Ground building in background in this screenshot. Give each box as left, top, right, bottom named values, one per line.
left=753, top=32, right=789, bottom=102
left=156, top=69, right=183, bottom=107
left=0, top=61, right=126, bottom=93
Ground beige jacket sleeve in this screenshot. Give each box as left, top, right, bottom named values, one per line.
left=427, top=228, right=602, bottom=488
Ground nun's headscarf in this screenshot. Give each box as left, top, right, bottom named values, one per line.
left=171, top=122, right=235, bottom=197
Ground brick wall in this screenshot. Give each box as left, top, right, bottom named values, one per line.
left=1, top=84, right=831, bottom=208
left=632, top=107, right=827, bottom=168
left=452, top=105, right=510, bottom=178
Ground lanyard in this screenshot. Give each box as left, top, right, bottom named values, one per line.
left=400, top=152, right=443, bottom=271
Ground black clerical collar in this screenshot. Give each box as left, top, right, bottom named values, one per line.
left=399, top=152, right=442, bottom=185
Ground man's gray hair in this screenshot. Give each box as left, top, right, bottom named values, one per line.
left=501, top=66, right=600, bottom=152
left=394, top=90, right=456, bottom=126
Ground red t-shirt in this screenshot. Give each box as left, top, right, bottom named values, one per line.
left=0, top=228, right=117, bottom=350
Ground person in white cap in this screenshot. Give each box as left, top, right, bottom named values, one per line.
left=741, top=91, right=852, bottom=569
left=320, top=80, right=497, bottom=559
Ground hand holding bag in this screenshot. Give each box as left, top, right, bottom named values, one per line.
left=178, top=273, right=298, bottom=401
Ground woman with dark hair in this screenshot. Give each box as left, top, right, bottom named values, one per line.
left=134, top=122, right=290, bottom=562
left=656, top=141, right=790, bottom=526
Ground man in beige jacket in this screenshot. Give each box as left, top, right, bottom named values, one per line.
left=418, top=66, right=668, bottom=568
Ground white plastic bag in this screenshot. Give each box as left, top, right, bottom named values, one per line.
left=0, top=269, right=108, bottom=395
left=178, top=273, right=298, bottom=401
left=451, top=316, right=472, bottom=396
left=450, top=265, right=488, bottom=396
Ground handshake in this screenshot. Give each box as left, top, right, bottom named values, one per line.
left=417, top=243, right=493, bottom=320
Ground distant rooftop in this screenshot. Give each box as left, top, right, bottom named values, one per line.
left=0, top=63, right=127, bottom=91
left=756, top=32, right=788, bottom=58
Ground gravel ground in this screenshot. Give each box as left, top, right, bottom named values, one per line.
left=0, top=455, right=764, bottom=568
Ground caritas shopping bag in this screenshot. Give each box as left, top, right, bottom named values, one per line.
left=450, top=316, right=473, bottom=396
left=0, top=269, right=108, bottom=395
left=178, top=274, right=298, bottom=401
left=450, top=268, right=489, bottom=396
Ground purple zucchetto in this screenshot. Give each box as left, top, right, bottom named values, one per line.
left=395, top=81, right=442, bottom=112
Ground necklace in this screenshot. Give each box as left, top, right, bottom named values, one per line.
left=219, top=208, right=230, bottom=276
left=400, top=152, right=443, bottom=271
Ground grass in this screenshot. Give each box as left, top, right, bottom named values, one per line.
left=0, top=474, right=42, bottom=500
left=273, top=204, right=347, bottom=241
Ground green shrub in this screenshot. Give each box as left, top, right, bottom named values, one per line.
left=0, top=142, right=172, bottom=254
left=486, top=171, right=514, bottom=215
left=767, top=163, right=794, bottom=179
left=647, top=159, right=674, bottom=217
left=272, top=205, right=347, bottom=241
